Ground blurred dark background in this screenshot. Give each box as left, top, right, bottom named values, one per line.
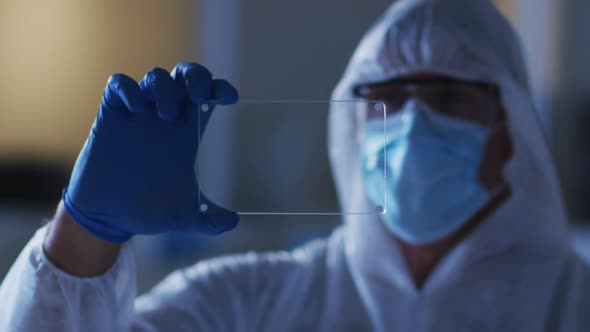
left=1, top=0, right=589, bottom=293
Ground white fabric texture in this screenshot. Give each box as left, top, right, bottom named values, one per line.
left=1, top=0, right=590, bottom=331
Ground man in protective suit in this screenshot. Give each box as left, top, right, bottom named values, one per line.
left=1, top=0, right=589, bottom=331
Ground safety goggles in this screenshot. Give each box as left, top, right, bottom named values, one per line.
left=355, top=77, right=501, bottom=127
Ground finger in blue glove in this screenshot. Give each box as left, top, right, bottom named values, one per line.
left=63, top=63, right=239, bottom=243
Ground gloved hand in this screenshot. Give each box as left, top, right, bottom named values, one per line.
left=62, top=62, right=239, bottom=243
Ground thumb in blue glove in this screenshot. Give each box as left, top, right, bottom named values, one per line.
left=63, top=62, right=239, bottom=243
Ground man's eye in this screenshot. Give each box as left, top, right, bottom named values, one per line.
left=437, top=93, right=471, bottom=107
left=383, top=93, right=407, bottom=107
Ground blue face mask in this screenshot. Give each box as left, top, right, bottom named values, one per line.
left=362, top=99, right=493, bottom=245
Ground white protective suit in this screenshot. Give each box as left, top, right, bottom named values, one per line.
left=1, top=0, right=589, bottom=331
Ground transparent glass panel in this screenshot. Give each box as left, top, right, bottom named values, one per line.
left=197, top=100, right=386, bottom=215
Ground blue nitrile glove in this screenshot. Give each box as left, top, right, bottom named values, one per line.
left=62, top=62, right=239, bottom=243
